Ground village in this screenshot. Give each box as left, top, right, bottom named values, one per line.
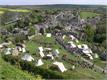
left=0, top=7, right=107, bottom=79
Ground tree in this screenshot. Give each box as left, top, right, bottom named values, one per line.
left=94, top=34, right=106, bottom=43
left=13, top=33, right=27, bottom=43
left=28, top=27, right=35, bottom=36
left=93, top=14, right=106, bottom=45
left=84, top=24, right=95, bottom=42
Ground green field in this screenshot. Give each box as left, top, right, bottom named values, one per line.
left=8, top=9, right=31, bottom=12
left=0, top=7, right=31, bottom=15
left=0, top=11, right=4, bottom=15
left=80, top=11, right=100, bottom=19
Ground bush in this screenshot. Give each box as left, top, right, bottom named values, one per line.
left=28, top=27, right=35, bottom=36
left=13, top=33, right=27, bottom=43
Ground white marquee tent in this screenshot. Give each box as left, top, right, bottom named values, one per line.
left=0, top=44, right=3, bottom=48
left=69, top=35, right=76, bottom=40
left=38, top=47, right=45, bottom=57
left=4, top=48, right=12, bottom=55
left=62, top=35, right=66, bottom=39
left=21, top=54, right=34, bottom=62
left=53, top=61, right=67, bottom=72
left=46, top=33, right=51, bottom=37
left=36, top=59, right=44, bottom=66
left=47, top=54, right=54, bottom=60
left=68, top=41, right=76, bottom=48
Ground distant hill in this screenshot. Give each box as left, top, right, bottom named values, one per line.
left=0, top=4, right=106, bottom=10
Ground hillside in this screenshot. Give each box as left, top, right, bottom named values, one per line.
left=0, top=4, right=107, bottom=79
left=0, top=54, right=42, bottom=80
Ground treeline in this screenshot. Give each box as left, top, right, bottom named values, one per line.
left=93, top=14, right=106, bottom=48
left=84, top=14, right=106, bottom=49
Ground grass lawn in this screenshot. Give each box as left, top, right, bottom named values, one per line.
left=80, top=11, right=100, bottom=19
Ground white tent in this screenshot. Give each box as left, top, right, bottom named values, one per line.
left=22, top=48, right=25, bottom=53
left=72, top=65, right=75, bottom=70
left=47, top=54, right=54, bottom=60
left=82, top=50, right=93, bottom=60
left=82, top=49, right=92, bottom=54
left=0, top=44, right=3, bottom=48
left=36, top=59, right=44, bottom=66
left=21, top=54, right=34, bottom=62
left=69, top=35, right=76, bottom=40
left=4, top=48, right=11, bottom=55
left=39, top=51, right=45, bottom=58
left=52, top=49, right=59, bottom=57
left=82, top=49, right=93, bottom=60
left=82, top=44, right=89, bottom=50
left=78, top=44, right=89, bottom=50
left=75, top=39, right=79, bottom=43
left=94, top=53, right=99, bottom=58
left=62, top=35, right=66, bottom=39
left=46, top=33, right=51, bottom=37
left=77, top=45, right=82, bottom=49
left=55, top=49, right=60, bottom=54
left=17, top=47, right=22, bottom=52
left=7, top=48, right=11, bottom=51
left=5, top=50, right=11, bottom=55
left=38, top=47, right=43, bottom=52
left=38, top=47, right=45, bottom=57
left=53, top=61, right=67, bottom=72
left=68, top=41, right=76, bottom=48
left=44, top=48, right=52, bottom=51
